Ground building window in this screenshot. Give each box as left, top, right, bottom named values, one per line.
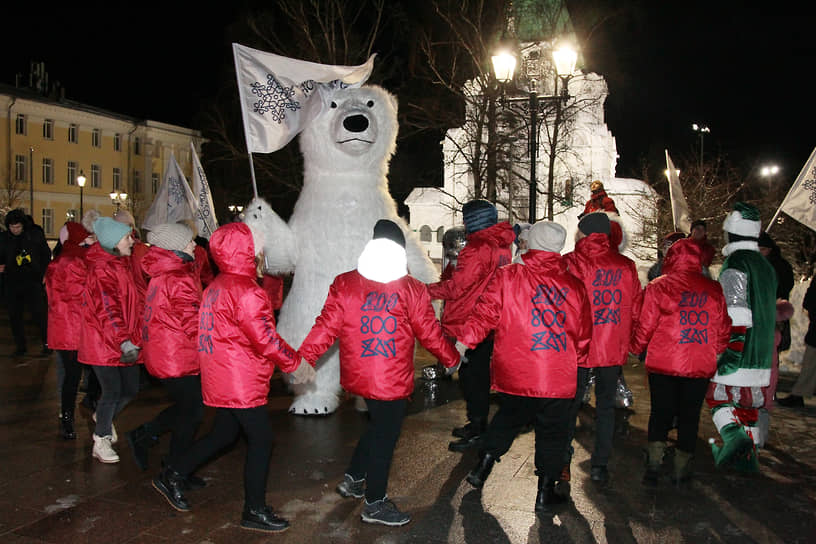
left=133, top=170, right=142, bottom=193
left=66, top=209, right=78, bottom=222
left=15, top=155, right=26, bottom=181
left=134, top=137, right=141, bottom=155
left=436, top=227, right=445, bottom=242
left=43, top=119, right=54, bottom=140
left=92, top=128, right=101, bottom=148
left=15, top=114, right=26, bottom=135
left=113, top=168, right=122, bottom=191
left=67, top=161, right=78, bottom=186
left=42, top=158, right=54, bottom=185
left=151, top=172, right=159, bottom=194
left=68, top=124, right=78, bottom=143
left=91, top=164, right=101, bottom=188
left=42, top=208, right=54, bottom=236
left=114, top=133, right=121, bottom=151
left=419, top=225, right=432, bottom=242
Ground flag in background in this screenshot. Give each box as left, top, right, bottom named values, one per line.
left=770, top=146, right=816, bottom=232
left=232, top=43, right=376, bottom=154
left=665, top=150, right=692, bottom=234
left=190, top=143, right=218, bottom=239
left=142, top=153, right=196, bottom=231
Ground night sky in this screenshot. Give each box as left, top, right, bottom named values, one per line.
left=3, top=2, right=814, bottom=189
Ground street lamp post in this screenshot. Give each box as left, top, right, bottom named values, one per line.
left=492, top=43, right=577, bottom=221
left=110, top=190, right=128, bottom=213
left=77, top=170, right=86, bottom=219
left=692, top=123, right=710, bottom=170
left=29, top=146, right=34, bottom=215
left=227, top=204, right=244, bottom=221
left=760, top=164, right=780, bottom=194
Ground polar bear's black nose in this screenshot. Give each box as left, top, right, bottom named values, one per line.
left=343, top=114, right=369, bottom=133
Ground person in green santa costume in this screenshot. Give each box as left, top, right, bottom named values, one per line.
left=706, top=202, right=777, bottom=472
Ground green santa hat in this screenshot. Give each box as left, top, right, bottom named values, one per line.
left=722, top=202, right=762, bottom=239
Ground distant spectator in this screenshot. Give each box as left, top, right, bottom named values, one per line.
left=687, top=220, right=716, bottom=271
left=758, top=231, right=794, bottom=300
left=0, top=208, right=52, bottom=356
left=581, top=181, right=618, bottom=217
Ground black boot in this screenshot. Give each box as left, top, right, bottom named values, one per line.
left=777, top=394, right=804, bottom=407
left=241, top=506, right=290, bottom=533
left=59, top=411, right=76, bottom=440
left=126, top=423, right=160, bottom=471
left=449, top=420, right=485, bottom=452
left=152, top=468, right=190, bottom=511
left=465, top=452, right=498, bottom=488
left=535, top=476, right=568, bottom=515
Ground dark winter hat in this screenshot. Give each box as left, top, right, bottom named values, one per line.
left=93, top=217, right=131, bottom=251
left=148, top=223, right=194, bottom=252
left=578, top=212, right=611, bottom=235
left=4, top=208, right=26, bottom=229
left=462, top=199, right=497, bottom=234
left=690, top=219, right=707, bottom=230
left=372, top=219, right=405, bottom=248
left=758, top=231, right=775, bottom=249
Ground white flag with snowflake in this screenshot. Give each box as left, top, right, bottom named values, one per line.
left=142, top=153, right=196, bottom=231
left=777, top=146, right=816, bottom=232
left=190, top=143, right=218, bottom=239
left=665, top=150, right=691, bottom=234
left=232, top=43, right=376, bottom=154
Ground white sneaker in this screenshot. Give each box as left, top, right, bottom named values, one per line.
left=92, top=434, right=120, bottom=463
left=92, top=413, right=118, bottom=444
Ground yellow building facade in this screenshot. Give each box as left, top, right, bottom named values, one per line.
left=0, top=84, right=202, bottom=239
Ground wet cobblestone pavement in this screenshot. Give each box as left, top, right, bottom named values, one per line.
left=1, top=323, right=815, bottom=543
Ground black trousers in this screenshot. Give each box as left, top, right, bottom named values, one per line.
left=459, top=338, right=493, bottom=426
left=151, top=375, right=204, bottom=467
left=481, top=394, right=572, bottom=480
left=57, top=350, right=82, bottom=416
left=347, top=398, right=407, bottom=502
left=647, top=372, right=709, bottom=454
left=174, top=405, right=273, bottom=510
left=564, top=365, right=620, bottom=467
left=5, top=283, right=47, bottom=351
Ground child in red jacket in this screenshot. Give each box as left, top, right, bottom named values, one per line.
left=151, top=221, right=315, bottom=534
left=299, top=220, right=460, bottom=527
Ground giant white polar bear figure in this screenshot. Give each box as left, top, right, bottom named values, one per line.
left=244, top=84, right=438, bottom=415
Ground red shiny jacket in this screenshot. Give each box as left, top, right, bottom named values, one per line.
left=299, top=269, right=459, bottom=401
left=45, top=233, right=88, bottom=350
left=427, top=222, right=515, bottom=338
left=141, top=246, right=201, bottom=379
left=564, top=233, right=643, bottom=367
left=194, top=243, right=216, bottom=287
left=78, top=243, right=144, bottom=367
left=458, top=250, right=592, bottom=398
left=197, top=223, right=299, bottom=408
left=630, top=239, right=731, bottom=378
left=582, top=190, right=618, bottom=215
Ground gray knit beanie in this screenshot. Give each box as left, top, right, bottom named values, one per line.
left=147, top=223, right=193, bottom=252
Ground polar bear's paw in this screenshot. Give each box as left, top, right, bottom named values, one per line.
left=288, top=393, right=341, bottom=416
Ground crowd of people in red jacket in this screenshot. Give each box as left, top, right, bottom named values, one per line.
left=31, top=180, right=794, bottom=532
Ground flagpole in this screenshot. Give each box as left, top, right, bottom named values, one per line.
left=665, top=150, right=678, bottom=230
left=766, top=145, right=816, bottom=233
left=247, top=152, right=259, bottom=199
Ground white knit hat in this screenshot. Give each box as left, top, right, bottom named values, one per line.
left=527, top=221, right=567, bottom=253
left=147, top=223, right=193, bottom=252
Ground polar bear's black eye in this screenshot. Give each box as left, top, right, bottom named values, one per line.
left=366, top=100, right=374, bottom=108
left=330, top=102, right=337, bottom=108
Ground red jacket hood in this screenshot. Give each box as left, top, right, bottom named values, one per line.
left=468, top=221, right=516, bottom=248
left=141, top=245, right=194, bottom=277
left=520, top=249, right=568, bottom=275
left=209, top=223, right=256, bottom=278
left=575, top=232, right=612, bottom=258
left=663, top=238, right=702, bottom=275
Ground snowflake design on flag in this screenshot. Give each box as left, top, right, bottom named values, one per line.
left=251, top=74, right=301, bottom=123
left=167, top=178, right=184, bottom=206
left=804, top=165, right=816, bottom=205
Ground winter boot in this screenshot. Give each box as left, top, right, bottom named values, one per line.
left=92, top=434, right=119, bottom=463
left=92, top=412, right=117, bottom=444
left=449, top=419, right=486, bottom=452
left=59, top=411, right=76, bottom=440
left=336, top=473, right=365, bottom=498
left=710, top=422, right=753, bottom=468
left=672, top=449, right=694, bottom=485
left=535, top=475, right=568, bottom=515
left=465, top=452, right=498, bottom=488
left=643, top=441, right=666, bottom=486
left=126, top=423, right=160, bottom=471
left=361, top=497, right=411, bottom=526
left=241, top=506, right=290, bottom=533
left=152, top=467, right=191, bottom=512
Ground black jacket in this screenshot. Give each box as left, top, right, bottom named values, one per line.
left=0, top=227, right=52, bottom=292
